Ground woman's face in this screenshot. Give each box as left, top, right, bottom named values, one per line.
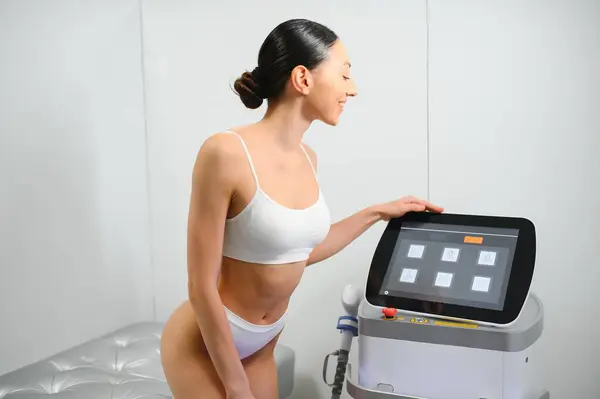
left=296, top=40, right=358, bottom=126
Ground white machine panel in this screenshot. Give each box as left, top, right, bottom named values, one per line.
left=358, top=336, right=537, bottom=399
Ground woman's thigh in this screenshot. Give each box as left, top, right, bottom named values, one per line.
left=160, top=304, right=227, bottom=399
left=162, top=348, right=226, bottom=399
left=161, top=346, right=280, bottom=399
left=161, top=322, right=282, bottom=399
left=242, top=333, right=281, bottom=399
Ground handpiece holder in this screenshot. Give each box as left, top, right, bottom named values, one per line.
left=322, top=284, right=362, bottom=399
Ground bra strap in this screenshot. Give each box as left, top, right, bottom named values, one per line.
left=300, top=144, right=318, bottom=177
left=225, top=130, right=260, bottom=186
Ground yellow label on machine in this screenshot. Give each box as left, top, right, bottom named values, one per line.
left=433, top=320, right=479, bottom=329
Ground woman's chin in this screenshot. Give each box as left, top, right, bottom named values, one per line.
left=321, top=111, right=343, bottom=126
left=322, top=118, right=339, bottom=126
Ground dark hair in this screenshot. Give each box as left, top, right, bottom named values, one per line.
left=233, top=19, right=339, bottom=109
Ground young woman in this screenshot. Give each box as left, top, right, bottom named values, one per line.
left=160, top=18, right=443, bottom=399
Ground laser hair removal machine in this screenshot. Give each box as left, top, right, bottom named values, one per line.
left=323, top=212, right=550, bottom=399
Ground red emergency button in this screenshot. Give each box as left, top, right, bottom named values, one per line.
left=382, top=308, right=397, bottom=319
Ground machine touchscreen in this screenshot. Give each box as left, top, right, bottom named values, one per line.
left=365, top=212, right=536, bottom=325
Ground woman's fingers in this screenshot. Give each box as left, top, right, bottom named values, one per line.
left=410, top=198, right=444, bottom=213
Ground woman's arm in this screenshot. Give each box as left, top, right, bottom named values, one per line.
left=186, top=135, right=252, bottom=398
left=306, top=205, right=382, bottom=266
left=302, top=145, right=443, bottom=267
left=307, top=196, right=443, bottom=266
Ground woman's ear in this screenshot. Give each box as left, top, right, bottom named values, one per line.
left=290, top=65, right=312, bottom=95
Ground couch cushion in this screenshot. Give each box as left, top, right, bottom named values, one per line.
left=0, top=322, right=294, bottom=398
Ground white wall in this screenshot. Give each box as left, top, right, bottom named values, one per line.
left=428, top=0, right=600, bottom=397
left=0, top=0, right=154, bottom=375
left=141, top=1, right=428, bottom=398
left=3, top=0, right=596, bottom=395
left=144, top=0, right=600, bottom=396
left=2, top=0, right=581, bottom=397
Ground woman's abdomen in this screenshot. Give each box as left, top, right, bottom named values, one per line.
left=218, top=257, right=306, bottom=324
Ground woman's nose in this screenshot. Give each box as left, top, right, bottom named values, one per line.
left=347, top=80, right=358, bottom=97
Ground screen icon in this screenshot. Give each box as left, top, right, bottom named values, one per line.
left=434, top=272, right=454, bottom=288
left=472, top=276, right=492, bottom=292
left=407, top=244, right=425, bottom=259
left=399, top=268, right=419, bottom=283
left=464, top=236, right=483, bottom=244
left=478, top=250, right=497, bottom=266
left=441, top=247, right=460, bottom=262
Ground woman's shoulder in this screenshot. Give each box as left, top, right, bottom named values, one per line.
left=192, top=131, right=248, bottom=180
left=199, top=130, right=245, bottom=159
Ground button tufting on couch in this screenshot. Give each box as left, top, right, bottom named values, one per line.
left=0, top=322, right=295, bottom=399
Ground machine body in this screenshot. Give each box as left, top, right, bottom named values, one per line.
left=346, top=293, right=549, bottom=399
left=323, top=212, right=550, bottom=399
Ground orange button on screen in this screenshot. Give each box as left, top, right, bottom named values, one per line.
left=464, top=236, right=483, bottom=244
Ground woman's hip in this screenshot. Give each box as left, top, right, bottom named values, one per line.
left=160, top=299, right=286, bottom=361
left=160, top=301, right=281, bottom=399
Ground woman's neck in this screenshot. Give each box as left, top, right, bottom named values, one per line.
left=258, top=99, right=312, bottom=150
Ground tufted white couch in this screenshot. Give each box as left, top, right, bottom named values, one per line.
left=0, top=322, right=295, bottom=399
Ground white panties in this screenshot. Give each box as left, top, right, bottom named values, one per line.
left=224, top=306, right=287, bottom=360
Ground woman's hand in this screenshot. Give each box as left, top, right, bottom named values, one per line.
left=373, top=196, right=444, bottom=221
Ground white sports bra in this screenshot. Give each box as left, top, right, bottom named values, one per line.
left=221, top=131, right=331, bottom=265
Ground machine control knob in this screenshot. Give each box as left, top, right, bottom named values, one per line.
left=382, top=308, right=397, bottom=319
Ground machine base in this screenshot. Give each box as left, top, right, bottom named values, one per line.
left=345, top=364, right=550, bottom=399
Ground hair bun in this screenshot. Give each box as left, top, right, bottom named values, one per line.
left=233, top=70, right=264, bottom=109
